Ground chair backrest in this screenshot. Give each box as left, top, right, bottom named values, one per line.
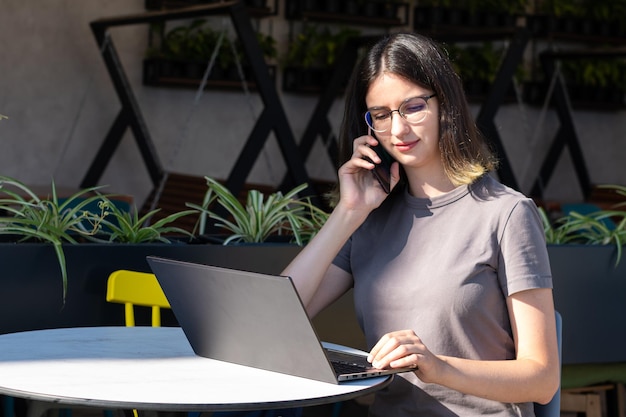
left=533, top=311, right=562, bottom=417
left=106, top=270, right=170, bottom=327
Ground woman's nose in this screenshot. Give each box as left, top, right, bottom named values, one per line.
left=389, top=111, right=409, bottom=137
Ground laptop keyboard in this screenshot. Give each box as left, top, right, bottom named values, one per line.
left=331, top=360, right=368, bottom=375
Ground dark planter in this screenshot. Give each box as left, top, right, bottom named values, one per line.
left=444, top=7, right=467, bottom=26
left=142, top=58, right=275, bottom=90
left=557, top=16, right=581, bottom=34
left=282, top=66, right=336, bottom=94
left=243, top=0, right=267, bottom=8
left=548, top=244, right=626, bottom=365
left=145, top=0, right=268, bottom=10
left=413, top=6, right=446, bottom=30
left=362, top=2, right=380, bottom=18
left=463, top=79, right=491, bottom=100
left=563, top=83, right=626, bottom=110
left=342, top=0, right=360, bottom=15
left=0, top=243, right=301, bottom=335
left=526, top=14, right=559, bottom=36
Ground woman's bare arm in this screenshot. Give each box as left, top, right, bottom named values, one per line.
left=282, top=204, right=365, bottom=317
left=368, top=288, right=560, bottom=404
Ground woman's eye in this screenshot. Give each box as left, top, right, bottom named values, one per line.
left=404, top=103, right=426, bottom=114
left=373, top=112, right=390, bottom=120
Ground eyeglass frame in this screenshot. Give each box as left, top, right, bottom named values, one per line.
left=364, top=93, right=437, bottom=133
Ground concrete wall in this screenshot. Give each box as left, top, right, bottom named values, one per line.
left=1, top=0, right=624, bottom=207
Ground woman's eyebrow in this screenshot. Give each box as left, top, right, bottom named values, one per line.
left=366, top=105, right=391, bottom=110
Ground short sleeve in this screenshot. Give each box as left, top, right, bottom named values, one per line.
left=332, top=236, right=352, bottom=274
left=498, top=199, right=553, bottom=296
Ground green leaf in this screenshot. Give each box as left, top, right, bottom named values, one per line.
left=193, top=177, right=328, bottom=245
left=544, top=188, right=626, bottom=266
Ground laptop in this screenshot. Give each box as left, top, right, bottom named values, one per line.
left=147, top=256, right=415, bottom=384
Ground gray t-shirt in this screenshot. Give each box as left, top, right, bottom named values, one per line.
left=333, top=175, right=552, bottom=417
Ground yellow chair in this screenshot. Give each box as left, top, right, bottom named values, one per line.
left=106, top=270, right=172, bottom=417
left=106, top=270, right=170, bottom=327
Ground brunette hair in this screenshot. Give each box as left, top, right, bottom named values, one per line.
left=338, top=32, right=497, bottom=187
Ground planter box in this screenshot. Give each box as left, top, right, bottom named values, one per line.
left=565, top=83, right=626, bottom=111
left=522, top=81, right=626, bottom=110
left=413, top=6, right=517, bottom=30
left=12, top=241, right=621, bottom=365
left=142, top=58, right=276, bottom=91
left=282, top=67, right=337, bottom=94
left=286, top=0, right=408, bottom=26
left=0, top=243, right=301, bottom=335
left=548, top=244, right=626, bottom=365
left=145, top=0, right=271, bottom=12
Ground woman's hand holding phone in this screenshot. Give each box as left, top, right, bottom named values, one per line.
left=337, top=131, right=397, bottom=213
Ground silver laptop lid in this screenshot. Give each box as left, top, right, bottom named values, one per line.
left=147, top=256, right=339, bottom=384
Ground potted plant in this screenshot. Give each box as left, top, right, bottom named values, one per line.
left=414, top=0, right=525, bottom=29
left=559, top=58, right=626, bottom=109
left=540, top=184, right=626, bottom=365
left=145, top=0, right=271, bottom=12
left=143, top=19, right=277, bottom=88
left=189, top=176, right=329, bottom=245
left=0, top=175, right=313, bottom=334
left=413, top=0, right=458, bottom=30
left=281, top=24, right=360, bottom=93
left=532, top=0, right=624, bottom=36
left=464, top=0, right=526, bottom=27
left=0, top=176, right=195, bottom=301
left=446, top=42, right=523, bottom=102
left=227, top=31, right=278, bottom=83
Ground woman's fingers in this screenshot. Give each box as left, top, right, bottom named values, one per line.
left=368, top=330, right=424, bottom=369
left=353, top=135, right=381, bottom=162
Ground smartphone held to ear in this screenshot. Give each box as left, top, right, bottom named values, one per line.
left=363, top=129, right=394, bottom=193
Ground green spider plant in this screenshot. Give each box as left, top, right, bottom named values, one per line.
left=0, top=176, right=108, bottom=302
left=189, top=176, right=329, bottom=246
left=89, top=198, right=197, bottom=244
left=0, top=175, right=200, bottom=303
left=540, top=184, right=626, bottom=266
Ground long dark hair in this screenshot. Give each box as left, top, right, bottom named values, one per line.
left=338, top=32, right=497, bottom=187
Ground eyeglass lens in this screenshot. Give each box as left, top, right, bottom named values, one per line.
left=365, top=96, right=431, bottom=133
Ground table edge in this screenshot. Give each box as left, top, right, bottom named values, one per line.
left=0, top=377, right=393, bottom=412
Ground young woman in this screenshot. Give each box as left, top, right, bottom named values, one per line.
left=282, top=32, right=559, bottom=416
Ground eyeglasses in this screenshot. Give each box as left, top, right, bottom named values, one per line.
left=364, top=94, right=437, bottom=133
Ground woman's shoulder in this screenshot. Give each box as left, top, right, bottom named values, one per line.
left=470, top=175, right=531, bottom=204
left=468, top=175, right=544, bottom=229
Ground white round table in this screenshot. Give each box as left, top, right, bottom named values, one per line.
left=0, top=327, right=391, bottom=412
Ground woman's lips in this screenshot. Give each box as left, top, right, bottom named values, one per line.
left=394, top=140, right=419, bottom=152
